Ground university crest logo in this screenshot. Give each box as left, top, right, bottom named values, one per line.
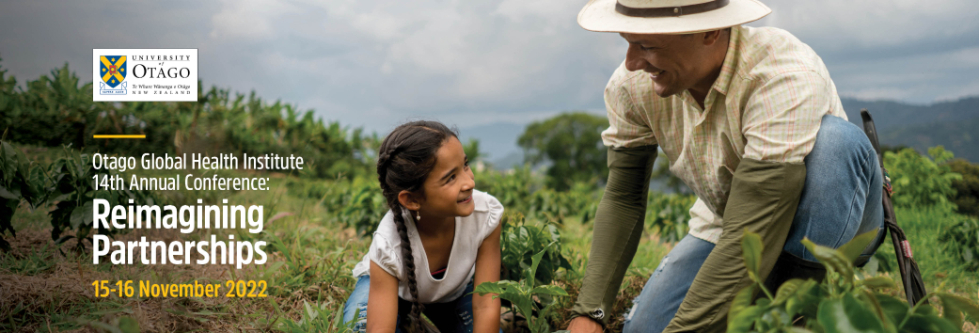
left=99, top=55, right=127, bottom=95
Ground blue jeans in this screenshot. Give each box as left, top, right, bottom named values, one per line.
left=342, top=275, right=483, bottom=333
left=623, top=115, right=884, bottom=333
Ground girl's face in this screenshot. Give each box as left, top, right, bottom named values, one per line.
left=417, top=136, right=476, bottom=220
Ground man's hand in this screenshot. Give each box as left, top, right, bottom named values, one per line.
left=567, top=316, right=603, bottom=333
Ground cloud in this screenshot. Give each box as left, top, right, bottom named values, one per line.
left=0, top=0, right=976, bottom=134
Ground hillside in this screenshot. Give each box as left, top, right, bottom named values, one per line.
left=465, top=96, right=979, bottom=168
left=842, top=96, right=979, bottom=161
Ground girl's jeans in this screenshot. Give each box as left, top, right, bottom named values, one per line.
left=623, top=115, right=885, bottom=333
left=342, top=275, right=483, bottom=333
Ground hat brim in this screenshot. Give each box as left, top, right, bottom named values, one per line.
left=578, top=0, right=771, bottom=34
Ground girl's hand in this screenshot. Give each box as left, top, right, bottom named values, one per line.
left=367, top=262, right=400, bottom=333
left=472, top=219, right=504, bottom=333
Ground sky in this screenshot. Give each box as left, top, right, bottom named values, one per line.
left=1, top=0, right=978, bottom=136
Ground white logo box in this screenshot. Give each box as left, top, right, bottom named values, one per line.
left=92, top=49, right=198, bottom=102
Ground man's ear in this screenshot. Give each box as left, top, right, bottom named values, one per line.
left=702, top=29, right=724, bottom=46
left=398, top=190, right=422, bottom=211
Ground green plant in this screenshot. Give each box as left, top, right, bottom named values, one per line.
left=319, top=176, right=386, bottom=237
left=46, top=147, right=160, bottom=250
left=940, top=217, right=979, bottom=271
left=500, top=213, right=573, bottom=284
left=729, top=230, right=979, bottom=333
left=948, top=159, right=979, bottom=217
left=884, top=146, right=961, bottom=212
left=478, top=166, right=540, bottom=212
left=0, top=139, right=50, bottom=250
left=476, top=244, right=570, bottom=333
left=270, top=298, right=357, bottom=333
left=644, top=193, right=697, bottom=243
left=0, top=61, right=380, bottom=181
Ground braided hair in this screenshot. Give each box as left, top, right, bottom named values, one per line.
left=375, top=120, right=458, bottom=333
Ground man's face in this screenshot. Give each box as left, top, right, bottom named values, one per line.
left=620, top=32, right=717, bottom=98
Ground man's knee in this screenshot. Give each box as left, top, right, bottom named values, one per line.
left=806, top=115, right=877, bottom=176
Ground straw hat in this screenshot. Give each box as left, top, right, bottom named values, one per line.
left=578, top=0, right=771, bottom=34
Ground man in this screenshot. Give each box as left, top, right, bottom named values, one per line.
left=566, top=0, right=885, bottom=332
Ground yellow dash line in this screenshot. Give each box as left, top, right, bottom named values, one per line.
left=93, top=134, right=146, bottom=139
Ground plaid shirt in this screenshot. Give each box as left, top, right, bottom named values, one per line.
left=601, top=25, right=846, bottom=243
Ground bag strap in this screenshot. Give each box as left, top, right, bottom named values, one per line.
left=860, top=109, right=928, bottom=305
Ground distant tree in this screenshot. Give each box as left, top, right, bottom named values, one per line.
left=518, top=112, right=608, bottom=191
left=949, top=158, right=979, bottom=216
left=463, top=138, right=483, bottom=162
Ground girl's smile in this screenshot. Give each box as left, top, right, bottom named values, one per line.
left=413, top=136, right=476, bottom=221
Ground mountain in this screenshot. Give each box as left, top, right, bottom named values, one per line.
left=461, top=96, right=979, bottom=169
left=841, top=96, right=979, bottom=161
left=840, top=96, right=979, bottom=132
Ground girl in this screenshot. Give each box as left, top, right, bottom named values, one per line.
left=343, top=120, right=504, bottom=333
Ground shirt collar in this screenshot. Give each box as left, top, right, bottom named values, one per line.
left=711, top=25, right=742, bottom=96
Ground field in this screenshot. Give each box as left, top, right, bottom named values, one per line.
left=2, top=64, right=979, bottom=332
left=1, top=144, right=977, bottom=333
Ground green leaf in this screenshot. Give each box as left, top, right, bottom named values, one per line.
left=70, top=201, right=93, bottom=230
left=0, top=186, right=18, bottom=200
left=902, top=313, right=963, bottom=333
left=817, top=294, right=886, bottom=333
left=727, top=304, right=767, bottom=333
left=526, top=242, right=551, bottom=287
left=729, top=283, right=758, bottom=325
left=937, top=292, right=979, bottom=328
left=474, top=281, right=506, bottom=295
left=857, top=289, right=897, bottom=333
left=875, top=294, right=909, bottom=328
left=786, top=280, right=820, bottom=317
left=529, top=285, right=568, bottom=297
left=741, top=230, right=763, bottom=280
left=860, top=276, right=896, bottom=290
left=773, top=278, right=805, bottom=305
left=837, top=230, right=880, bottom=263
left=802, top=238, right=854, bottom=285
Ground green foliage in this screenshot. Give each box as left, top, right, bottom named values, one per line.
left=940, top=216, right=979, bottom=271
left=518, top=112, right=609, bottom=191
left=1, top=63, right=96, bottom=149
left=46, top=148, right=160, bottom=249
left=730, top=230, right=979, bottom=333
left=948, top=159, right=979, bottom=216
left=270, top=298, right=357, bottom=333
left=0, top=140, right=161, bottom=251
left=0, top=61, right=379, bottom=181
left=0, top=140, right=50, bottom=250
left=322, top=177, right=386, bottom=237
left=477, top=166, right=540, bottom=212
left=476, top=243, right=569, bottom=333
left=884, top=146, right=961, bottom=212
left=645, top=192, right=697, bottom=243
left=463, top=138, right=484, bottom=163
left=478, top=167, right=598, bottom=224
left=286, top=175, right=386, bottom=237
left=499, top=214, right=573, bottom=284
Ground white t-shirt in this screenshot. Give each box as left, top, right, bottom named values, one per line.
left=351, top=190, right=504, bottom=303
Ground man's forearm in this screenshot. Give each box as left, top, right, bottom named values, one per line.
left=571, top=145, right=656, bottom=325
left=664, top=158, right=806, bottom=333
